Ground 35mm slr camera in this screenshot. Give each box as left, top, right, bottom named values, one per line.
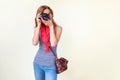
left=38, top=13, right=50, bottom=21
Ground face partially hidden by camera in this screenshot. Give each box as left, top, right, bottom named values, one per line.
left=39, top=9, right=53, bottom=26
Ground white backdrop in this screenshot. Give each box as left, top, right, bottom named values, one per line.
left=0, top=0, right=120, bottom=80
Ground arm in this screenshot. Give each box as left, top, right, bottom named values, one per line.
left=32, top=26, right=40, bottom=46
left=32, top=13, right=41, bottom=46
left=49, top=25, right=62, bottom=47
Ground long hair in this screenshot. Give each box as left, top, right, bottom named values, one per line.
left=34, top=5, right=57, bottom=28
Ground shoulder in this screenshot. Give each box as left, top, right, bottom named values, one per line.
left=55, top=25, right=62, bottom=32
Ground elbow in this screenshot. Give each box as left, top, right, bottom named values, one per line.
left=32, top=40, right=38, bottom=46
left=51, top=44, right=57, bottom=47
left=33, top=42, right=38, bottom=46
left=50, top=40, right=58, bottom=47
left=32, top=42, right=38, bottom=46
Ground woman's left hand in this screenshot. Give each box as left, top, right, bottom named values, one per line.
left=47, top=19, right=54, bottom=27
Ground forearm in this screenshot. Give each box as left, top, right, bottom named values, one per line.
left=32, top=27, right=40, bottom=46
left=50, top=26, right=57, bottom=46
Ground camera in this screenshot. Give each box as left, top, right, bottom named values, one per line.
left=39, top=13, right=50, bottom=21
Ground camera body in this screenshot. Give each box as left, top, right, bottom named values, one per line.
left=40, top=13, right=50, bottom=21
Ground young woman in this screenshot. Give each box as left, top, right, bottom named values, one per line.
left=32, top=5, right=62, bottom=80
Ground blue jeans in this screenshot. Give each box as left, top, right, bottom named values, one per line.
left=33, top=63, right=57, bottom=80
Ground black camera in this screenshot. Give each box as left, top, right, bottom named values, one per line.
left=40, top=13, right=50, bottom=21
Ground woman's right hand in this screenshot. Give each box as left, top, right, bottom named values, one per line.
left=36, top=13, right=42, bottom=27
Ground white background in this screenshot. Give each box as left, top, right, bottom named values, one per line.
left=0, top=0, right=120, bottom=80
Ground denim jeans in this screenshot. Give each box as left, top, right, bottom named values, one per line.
left=33, top=63, right=57, bottom=80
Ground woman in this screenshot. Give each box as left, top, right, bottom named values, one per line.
left=32, top=5, right=62, bottom=80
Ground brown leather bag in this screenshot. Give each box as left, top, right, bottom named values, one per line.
left=49, top=47, right=68, bottom=74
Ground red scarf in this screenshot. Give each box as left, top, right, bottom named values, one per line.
left=40, top=24, right=51, bottom=53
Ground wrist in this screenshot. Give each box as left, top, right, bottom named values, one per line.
left=49, top=25, right=54, bottom=28
left=37, top=23, right=41, bottom=27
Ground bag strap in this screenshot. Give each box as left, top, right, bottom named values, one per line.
left=49, top=46, right=58, bottom=59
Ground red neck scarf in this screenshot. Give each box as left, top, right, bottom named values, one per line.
left=40, top=24, right=51, bottom=53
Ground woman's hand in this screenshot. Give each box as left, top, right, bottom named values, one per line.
left=36, top=13, right=42, bottom=27
left=47, top=20, right=54, bottom=27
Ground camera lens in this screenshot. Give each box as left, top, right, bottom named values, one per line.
left=41, top=13, right=50, bottom=21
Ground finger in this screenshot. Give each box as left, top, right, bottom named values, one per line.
left=36, top=13, right=41, bottom=19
